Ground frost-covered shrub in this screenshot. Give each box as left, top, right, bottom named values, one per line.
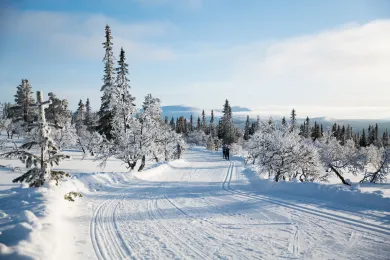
left=247, top=123, right=322, bottom=182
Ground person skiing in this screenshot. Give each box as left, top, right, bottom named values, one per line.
left=226, top=146, right=230, bottom=160
left=222, top=144, right=226, bottom=159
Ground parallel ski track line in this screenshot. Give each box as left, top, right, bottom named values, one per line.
left=224, top=160, right=390, bottom=237
left=90, top=187, right=133, bottom=260
left=161, top=195, right=255, bottom=260
left=146, top=196, right=210, bottom=259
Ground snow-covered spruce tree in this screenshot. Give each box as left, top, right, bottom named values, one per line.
left=209, top=110, right=215, bottom=137
left=111, top=47, right=136, bottom=134
left=360, top=145, right=390, bottom=183
left=84, top=98, right=94, bottom=132
left=14, top=79, right=36, bottom=124
left=290, top=108, right=297, bottom=131
left=201, top=110, right=207, bottom=134
left=75, top=99, right=85, bottom=135
left=317, top=132, right=364, bottom=185
left=0, top=91, right=71, bottom=187
left=244, top=115, right=250, bottom=141
left=45, top=92, right=71, bottom=126
left=97, top=25, right=116, bottom=140
left=220, top=99, right=236, bottom=145
left=189, top=114, right=194, bottom=132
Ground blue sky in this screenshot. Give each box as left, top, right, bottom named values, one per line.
left=0, top=0, right=389, bottom=119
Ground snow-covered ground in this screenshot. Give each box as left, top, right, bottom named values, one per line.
left=1, top=146, right=390, bottom=259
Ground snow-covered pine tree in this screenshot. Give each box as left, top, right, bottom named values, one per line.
left=197, top=116, right=201, bottom=130
left=189, top=114, right=194, bottom=132
left=97, top=25, right=116, bottom=140
left=290, top=109, right=297, bottom=131
left=14, top=79, right=36, bottom=124
left=360, top=129, right=367, bottom=147
left=255, top=116, right=260, bottom=132
left=244, top=115, right=250, bottom=141
left=209, top=110, right=215, bottom=137
left=0, top=91, right=71, bottom=187
left=220, top=99, right=236, bottom=145
left=281, top=117, right=286, bottom=127
left=84, top=98, right=94, bottom=132
left=111, top=47, right=136, bottom=134
left=383, top=129, right=389, bottom=148
left=169, top=117, right=175, bottom=131
left=75, top=99, right=85, bottom=135
left=201, top=110, right=207, bottom=134
left=45, top=92, right=71, bottom=126
left=304, top=116, right=310, bottom=139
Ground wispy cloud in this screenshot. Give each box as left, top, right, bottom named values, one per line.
left=170, top=19, right=390, bottom=118
left=1, top=9, right=178, bottom=61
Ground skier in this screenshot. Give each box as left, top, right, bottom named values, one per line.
left=222, top=145, right=226, bottom=159
left=225, top=146, right=230, bottom=160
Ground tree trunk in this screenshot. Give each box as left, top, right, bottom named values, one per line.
left=127, top=161, right=136, bottom=170
left=138, top=155, right=146, bottom=172
left=329, top=164, right=351, bottom=186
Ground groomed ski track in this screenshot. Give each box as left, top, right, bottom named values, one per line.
left=89, top=148, right=390, bottom=260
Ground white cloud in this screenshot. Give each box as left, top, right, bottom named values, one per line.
left=2, top=10, right=177, bottom=61
left=171, top=19, right=390, bottom=119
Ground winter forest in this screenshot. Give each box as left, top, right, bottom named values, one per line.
left=1, top=23, right=390, bottom=260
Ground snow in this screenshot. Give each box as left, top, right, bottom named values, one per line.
left=0, top=144, right=390, bottom=259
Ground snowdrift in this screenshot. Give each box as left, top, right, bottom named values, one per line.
left=242, top=166, right=390, bottom=212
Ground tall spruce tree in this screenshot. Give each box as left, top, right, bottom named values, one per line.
left=383, top=129, right=389, bottom=148
left=169, top=117, right=175, bottom=131
left=244, top=115, right=250, bottom=140
left=290, top=109, right=296, bottom=131
left=201, top=110, right=207, bottom=133
left=189, top=114, right=194, bottom=132
left=221, top=99, right=235, bottom=144
left=84, top=98, right=94, bottom=131
left=14, top=79, right=35, bottom=124
left=197, top=116, right=201, bottom=130
left=112, top=47, right=136, bottom=134
left=97, top=25, right=115, bottom=140
left=75, top=100, right=85, bottom=135
left=360, top=129, right=367, bottom=147
left=209, top=110, right=215, bottom=137
left=281, top=117, right=286, bottom=127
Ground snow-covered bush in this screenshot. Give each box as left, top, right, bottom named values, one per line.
left=186, top=130, right=207, bottom=146
left=76, top=126, right=103, bottom=156
left=97, top=94, right=186, bottom=171
left=230, top=143, right=243, bottom=155
left=51, top=122, right=77, bottom=150
left=317, top=132, right=364, bottom=185
left=360, top=145, right=390, bottom=183
left=247, top=123, right=322, bottom=182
